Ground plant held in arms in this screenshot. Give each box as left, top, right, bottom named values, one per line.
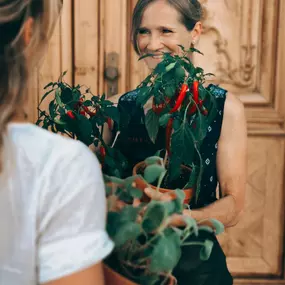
left=135, top=46, right=217, bottom=202
left=37, top=71, right=127, bottom=177
left=104, top=160, right=225, bottom=285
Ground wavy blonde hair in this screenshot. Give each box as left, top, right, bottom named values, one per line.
left=0, top=0, right=62, bottom=171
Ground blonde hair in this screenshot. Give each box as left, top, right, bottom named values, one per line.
left=0, top=0, right=62, bottom=171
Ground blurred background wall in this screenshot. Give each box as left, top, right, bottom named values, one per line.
left=27, top=1, right=285, bottom=283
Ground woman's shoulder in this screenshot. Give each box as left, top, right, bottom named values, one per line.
left=223, top=92, right=245, bottom=121
left=207, top=84, right=228, bottom=99
left=8, top=123, right=98, bottom=170
left=207, top=84, right=245, bottom=119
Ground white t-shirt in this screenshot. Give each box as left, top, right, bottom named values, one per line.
left=0, top=123, right=114, bottom=284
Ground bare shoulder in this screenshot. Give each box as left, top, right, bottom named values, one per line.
left=108, top=93, right=124, bottom=104
left=220, top=92, right=247, bottom=141
left=223, top=92, right=246, bottom=122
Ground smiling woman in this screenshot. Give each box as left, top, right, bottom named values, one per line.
left=107, top=0, right=247, bottom=285
left=132, top=0, right=202, bottom=68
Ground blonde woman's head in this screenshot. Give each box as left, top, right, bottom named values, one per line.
left=0, top=0, right=62, bottom=170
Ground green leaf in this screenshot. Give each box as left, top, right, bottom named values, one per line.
left=120, top=206, right=140, bottom=223
left=198, top=225, right=214, bottom=233
left=209, top=219, right=224, bottom=235
left=144, top=164, right=165, bottom=184
left=173, top=189, right=185, bottom=206
left=150, top=232, right=181, bottom=272
left=106, top=176, right=124, bottom=185
left=145, top=109, right=159, bottom=144
left=44, top=82, right=54, bottom=89
left=113, top=222, right=141, bottom=247
left=165, top=62, right=176, bottom=72
left=200, top=239, right=214, bottom=261
left=183, top=216, right=198, bottom=236
left=171, top=121, right=196, bottom=166
left=105, top=106, right=120, bottom=124
left=83, top=100, right=93, bottom=107
left=168, top=154, right=182, bottom=181
left=192, top=110, right=208, bottom=142
left=139, top=53, right=154, bottom=61
left=184, top=165, right=198, bottom=189
left=40, top=89, right=55, bottom=104
left=177, top=44, right=186, bottom=52
left=136, top=87, right=152, bottom=107
left=61, top=87, right=73, bottom=104
left=144, top=156, right=163, bottom=165
left=142, top=202, right=166, bottom=233
left=164, top=189, right=185, bottom=215
left=76, top=115, right=93, bottom=145
left=175, top=66, right=185, bottom=82
left=164, top=85, right=175, bottom=98
left=159, top=113, right=171, bottom=127
left=49, top=100, right=56, bottom=119
left=54, top=117, right=66, bottom=126
left=35, top=119, right=42, bottom=125
left=58, top=70, right=68, bottom=81
left=190, top=47, right=204, bottom=56
left=55, top=89, right=64, bottom=107
left=129, top=187, right=143, bottom=199
left=106, top=212, right=121, bottom=238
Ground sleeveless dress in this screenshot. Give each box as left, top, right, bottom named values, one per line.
left=113, top=84, right=233, bottom=284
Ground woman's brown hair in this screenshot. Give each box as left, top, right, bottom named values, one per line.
left=0, top=0, right=62, bottom=171
left=131, top=0, right=203, bottom=54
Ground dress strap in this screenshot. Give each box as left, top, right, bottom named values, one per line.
left=207, top=84, right=228, bottom=99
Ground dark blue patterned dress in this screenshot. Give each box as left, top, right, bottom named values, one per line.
left=113, top=84, right=233, bottom=284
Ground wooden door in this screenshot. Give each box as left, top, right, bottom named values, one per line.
left=30, top=0, right=285, bottom=283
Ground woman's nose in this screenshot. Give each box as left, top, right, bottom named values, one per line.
left=147, top=34, right=163, bottom=52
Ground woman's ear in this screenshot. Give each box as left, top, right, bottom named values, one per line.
left=191, top=21, right=202, bottom=45
left=23, top=17, right=34, bottom=46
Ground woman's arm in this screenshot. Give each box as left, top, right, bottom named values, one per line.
left=43, top=263, right=105, bottom=285
left=184, top=93, right=247, bottom=228
left=90, top=93, right=122, bottom=153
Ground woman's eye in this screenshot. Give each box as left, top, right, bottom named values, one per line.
left=138, top=28, right=149, bottom=35
left=162, top=29, right=173, bottom=34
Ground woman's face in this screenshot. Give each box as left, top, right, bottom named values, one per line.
left=137, top=0, right=201, bottom=69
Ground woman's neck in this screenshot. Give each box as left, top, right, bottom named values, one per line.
left=10, top=109, right=28, bottom=123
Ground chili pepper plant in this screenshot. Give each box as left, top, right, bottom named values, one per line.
left=135, top=46, right=217, bottom=201
left=36, top=71, right=127, bottom=177
left=104, top=162, right=224, bottom=285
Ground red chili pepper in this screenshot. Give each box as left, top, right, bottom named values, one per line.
left=74, top=97, right=84, bottom=110
left=66, top=110, right=75, bottom=119
left=83, top=106, right=97, bottom=117
left=195, top=99, right=208, bottom=116
left=187, top=81, right=200, bottom=116
left=107, top=117, right=112, bottom=130
left=152, top=103, right=164, bottom=114
left=80, top=110, right=86, bottom=116
left=193, top=80, right=199, bottom=104
left=152, top=97, right=171, bottom=114
left=200, top=107, right=208, bottom=116
left=170, top=83, right=188, bottom=114
left=165, top=118, right=174, bottom=155
left=100, top=146, right=106, bottom=166
left=187, top=103, right=197, bottom=115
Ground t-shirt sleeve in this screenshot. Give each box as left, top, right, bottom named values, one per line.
left=36, top=140, right=114, bottom=284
